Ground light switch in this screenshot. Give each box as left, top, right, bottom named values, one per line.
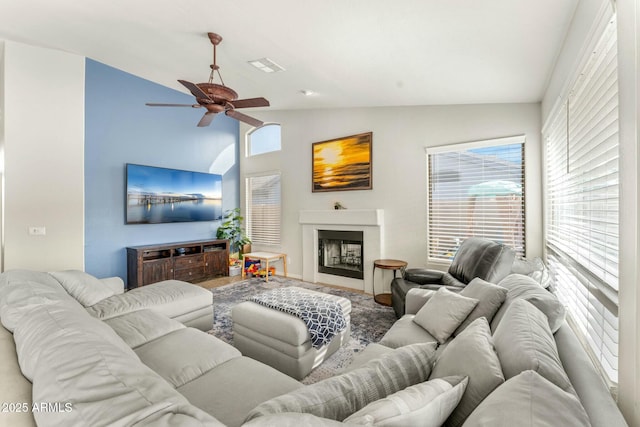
left=28, top=226, right=46, bottom=236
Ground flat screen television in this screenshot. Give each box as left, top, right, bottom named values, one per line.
left=126, top=163, right=223, bottom=224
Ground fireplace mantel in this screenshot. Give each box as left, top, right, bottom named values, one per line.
left=299, top=209, right=383, bottom=227
left=299, top=209, right=384, bottom=293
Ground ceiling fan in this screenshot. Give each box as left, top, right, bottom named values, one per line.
left=146, top=32, right=269, bottom=127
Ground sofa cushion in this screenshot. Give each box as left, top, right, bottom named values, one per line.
left=462, top=370, right=591, bottom=427
left=344, top=343, right=395, bottom=372
left=243, top=412, right=344, bottom=426
left=491, top=274, right=566, bottom=333
left=344, top=376, right=468, bottom=427
left=14, top=299, right=136, bottom=381
left=0, top=324, right=36, bottom=427
left=49, top=270, right=115, bottom=307
left=405, top=288, right=436, bottom=315
left=430, top=317, right=504, bottom=427
left=511, top=256, right=551, bottom=289
left=380, top=315, right=437, bottom=348
left=134, top=328, right=241, bottom=388
left=85, top=279, right=212, bottom=321
left=454, top=278, right=507, bottom=336
left=0, top=279, right=80, bottom=332
left=14, top=303, right=223, bottom=426
left=104, top=309, right=186, bottom=349
left=413, top=287, right=479, bottom=344
left=178, top=356, right=303, bottom=427
left=493, top=299, right=575, bottom=395
left=246, top=342, right=437, bottom=422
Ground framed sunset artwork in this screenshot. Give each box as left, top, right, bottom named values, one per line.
left=312, top=132, right=373, bottom=192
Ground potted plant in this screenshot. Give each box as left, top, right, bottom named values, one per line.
left=216, top=208, right=251, bottom=256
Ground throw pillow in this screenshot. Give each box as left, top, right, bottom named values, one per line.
left=243, top=413, right=344, bottom=426
left=245, top=342, right=437, bottom=422
left=344, top=376, right=468, bottom=427
left=429, top=317, right=504, bottom=427
left=492, top=299, right=576, bottom=395
left=49, top=270, right=115, bottom=307
left=491, top=274, right=566, bottom=333
left=462, top=370, right=591, bottom=427
left=454, top=278, right=508, bottom=336
left=413, top=287, right=479, bottom=344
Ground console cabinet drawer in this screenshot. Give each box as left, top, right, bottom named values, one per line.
left=174, top=267, right=206, bottom=282
left=174, top=255, right=204, bottom=270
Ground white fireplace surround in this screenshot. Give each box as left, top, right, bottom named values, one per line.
left=299, top=209, right=384, bottom=294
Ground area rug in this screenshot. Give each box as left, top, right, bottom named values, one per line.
left=207, top=276, right=396, bottom=384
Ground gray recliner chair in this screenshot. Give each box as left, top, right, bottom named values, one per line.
left=390, top=237, right=515, bottom=318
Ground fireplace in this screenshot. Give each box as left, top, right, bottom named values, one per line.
left=318, top=230, right=364, bottom=279
left=299, top=209, right=383, bottom=293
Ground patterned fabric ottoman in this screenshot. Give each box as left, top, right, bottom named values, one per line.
left=231, top=287, right=352, bottom=380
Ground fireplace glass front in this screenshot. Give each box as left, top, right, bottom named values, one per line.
left=318, top=230, right=364, bottom=279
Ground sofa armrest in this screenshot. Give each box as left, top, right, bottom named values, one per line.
left=100, top=277, right=125, bottom=295
left=405, top=288, right=436, bottom=315
left=555, top=322, right=627, bottom=427
left=404, top=268, right=444, bottom=284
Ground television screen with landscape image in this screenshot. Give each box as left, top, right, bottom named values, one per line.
left=126, top=164, right=223, bottom=224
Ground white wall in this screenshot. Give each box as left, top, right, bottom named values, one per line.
left=1, top=41, right=85, bottom=271
left=616, top=0, right=639, bottom=424
left=241, top=103, right=542, bottom=290
left=0, top=41, right=5, bottom=272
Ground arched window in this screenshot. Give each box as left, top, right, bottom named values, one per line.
left=247, top=123, right=281, bottom=156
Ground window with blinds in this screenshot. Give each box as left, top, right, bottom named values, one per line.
left=246, top=173, right=281, bottom=246
left=427, top=135, right=525, bottom=262
left=544, top=13, right=619, bottom=383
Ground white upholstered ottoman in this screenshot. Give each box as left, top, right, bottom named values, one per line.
left=232, top=287, right=351, bottom=380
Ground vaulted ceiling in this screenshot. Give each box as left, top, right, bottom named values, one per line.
left=0, top=0, right=578, bottom=110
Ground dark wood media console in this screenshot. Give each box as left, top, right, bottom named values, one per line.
left=126, top=239, right=229, bottom=288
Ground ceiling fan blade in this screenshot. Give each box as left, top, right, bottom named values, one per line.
left=226, top=110, right=264, bottom=127
left=230, top=97, right=270, bottom=109
left=146, top=103, right=202, bottom=108
left=178, top=80, right=211, bottom=100
left=197, top=112, right=217, bottom=127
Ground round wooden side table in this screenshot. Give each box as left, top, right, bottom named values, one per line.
left=372, top=259, right=407, bottom=306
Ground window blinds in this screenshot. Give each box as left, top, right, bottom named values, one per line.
left=246, top=173, right=281, bottom=246
left=427, top=136, right=525, bottom=262
left=544, top=13, right=619, bottom=382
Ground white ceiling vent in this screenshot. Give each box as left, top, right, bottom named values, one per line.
left=249, top=58, right=286, bottom=73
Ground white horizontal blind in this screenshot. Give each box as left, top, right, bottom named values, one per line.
left=544, top=13, right=619, bottom=382
left=427, top=136, right=525, bottom=262
left=246, top=173, right=281, bottom=246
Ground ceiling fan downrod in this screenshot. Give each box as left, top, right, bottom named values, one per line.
left=208, top=32, right=225, bottom=86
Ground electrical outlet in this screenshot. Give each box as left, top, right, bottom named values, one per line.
left=28, top=226, right=46, bottom=236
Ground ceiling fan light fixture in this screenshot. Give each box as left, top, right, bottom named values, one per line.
left=146, top=32, right=270, bottom=128
left=249, top=58, right=286, bottom=73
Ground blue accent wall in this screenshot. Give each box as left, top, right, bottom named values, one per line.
left=84, top=59, right=240, bottom=283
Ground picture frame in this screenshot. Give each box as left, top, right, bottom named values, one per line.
left=312, top=132, right=373, bottom=192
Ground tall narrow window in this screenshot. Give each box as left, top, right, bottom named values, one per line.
left=427, top=135, right=525, bottom=262
left=544, top=13, right=619, bottom=383
left=246, top=173, right=281, bottom=246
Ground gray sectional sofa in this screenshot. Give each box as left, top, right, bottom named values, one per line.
left=241, top=274, right=628, bottom=426
left=0, top=269, right=629, bottom=426
left=0, top=269, right=302, bottom=426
